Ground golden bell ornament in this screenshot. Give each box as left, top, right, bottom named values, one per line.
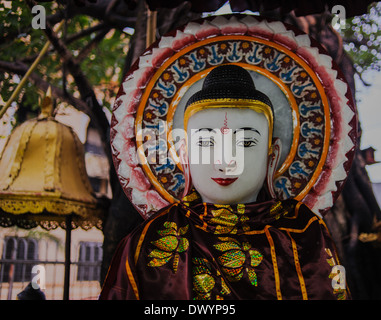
left=0, top=88, right=101, bottom=228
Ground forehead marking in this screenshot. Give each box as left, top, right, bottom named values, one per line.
left=220, top=112, right=230, bottom=135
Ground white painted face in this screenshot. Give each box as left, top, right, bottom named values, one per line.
left=186, top=108, right=270, bottom=204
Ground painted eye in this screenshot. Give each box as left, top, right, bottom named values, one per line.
left=197, top=139, right=214, bottom=147
left=236, top=140, right=257, bottom=147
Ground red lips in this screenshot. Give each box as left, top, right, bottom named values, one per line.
left=211, top=178, right=238, bottom=186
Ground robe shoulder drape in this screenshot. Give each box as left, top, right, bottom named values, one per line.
left=100, top=193, right=348, bottom=300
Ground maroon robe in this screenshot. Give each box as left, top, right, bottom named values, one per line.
left=100, top=191, right=348, bottom=300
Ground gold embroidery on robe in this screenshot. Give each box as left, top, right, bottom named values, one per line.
left=192, top=257, right=231, bottom=300
left=214, top=237, right=263, bottom=285
left=210, top=204, right=250, bottom=234
left=147, top=221, right=189, bottom=273
left=325, top=248, right=347, bottom=300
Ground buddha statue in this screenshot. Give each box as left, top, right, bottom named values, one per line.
left=100, top=65, right=348, bottom=300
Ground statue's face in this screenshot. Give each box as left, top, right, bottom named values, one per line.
left=186, top=108, right=269, bottom=204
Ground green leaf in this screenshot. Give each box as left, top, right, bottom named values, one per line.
left=192, top=257, right=212, bottom=269
left=242, top=242, right=251, bottom=251
left=193, top=264, right=211, bottom=276
left=163, top=221, right=177, bottom=230
left=247, top=268, right=258, bottom=286
left=177, top=237, right=189, bottom=253
left=147, top=256, right=171, bottom=267
left=157, top=227, right=177, bottom=237
left=222, top=266, right=243, bottom=282
left=217, top=250, right=245, bottom=268
left=157, top=221, right=178, bottom=236
left=249, top=250, right=263, bottom=267
left=178, top=224, right=189, bottom=235
left=213, top=241, right=241, bottom=252
left=217, top=237, right=240, bottom=244
left=148, top=249, right=172, bottom=259
left=151, top=235, right=178, bottom=252
left=220, top=278, right=231, bottom=295
left=193, top=274, right=215, bottom=293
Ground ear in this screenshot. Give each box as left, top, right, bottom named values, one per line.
left=178, top=138, right=192, bottom=198
left=266, top=138, right=282, bottom=199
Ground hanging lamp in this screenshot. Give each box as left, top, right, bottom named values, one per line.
left=0, top=88, right=103, bottom=299
left=0, top=88, right=101, bottom=228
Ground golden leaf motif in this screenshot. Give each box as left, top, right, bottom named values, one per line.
left=193, top=274, right=215, bottom=294
left=148, top=249, right=172, bottom=259
left=222, top=266, right=243, bottom=282
left=250, top=249, right=263, bottom=267
left=182, top=191, right=199, bottom=205
left=208, top=204, right=250, bottom=234
left=179, top=224, right=189, bottom=235
left=157, top=222, right=177, bottom=236
left=147, top=256, right=171, bottom=267
left=192, top=257, right=231, bottom=300
left=214, top=237, right=263, bottom=286
left=151, top=235, right=178, bottom=252
left=247, top=268, right=258, bottom=286
left=147, top=221, right=190, bottom=273
left=214, top=241, right=241, bottom=252
left=217, top=250, right=245, bottom=268
left=178, top=238, right=189, bottom=252
left=210, top=208, right=238, bottom=226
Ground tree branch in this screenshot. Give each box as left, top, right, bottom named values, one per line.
left=0, top=60, right=89, bottom=113
left=63, top=0, right=137, bottom=30
left=66, top=22, right=109, bottom=43
left=20, top=23, right=110, bottom=64
left=26, top=2, right=112, bottom=160
left=75, top=27, right=111, bottom=63
left=46, top=10, right=66, bottom=25
left=25, top=2, right=99, bottom=101
left=356, top=69, right=372, bottom=86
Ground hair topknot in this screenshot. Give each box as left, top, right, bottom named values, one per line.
left=185, top=64, right=273, bottom=110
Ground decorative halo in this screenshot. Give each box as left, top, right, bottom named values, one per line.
left=111, top=15, right=357, bottom=219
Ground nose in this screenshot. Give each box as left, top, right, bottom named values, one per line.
left=214, top=159, right=237, bottom=173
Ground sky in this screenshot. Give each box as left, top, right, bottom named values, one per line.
left=355, top=71, right=381, bottom=182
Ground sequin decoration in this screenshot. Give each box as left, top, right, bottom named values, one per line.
left=192, top=257, right=231, bottom=300
left=214, top=237, right=263, bottom=286
left=269, top=201, right=290, bottom=220
left=210, top=207, right=238, bottom=234
left=210, top=204, right=250, bottom=234
left=182, top=191, right=200, bottom=206
left=148, top=221, right=189, bottom=273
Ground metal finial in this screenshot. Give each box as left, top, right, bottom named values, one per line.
left=39, top=86, right=53, bottom=119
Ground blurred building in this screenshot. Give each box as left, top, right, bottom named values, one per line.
left=0, top=105, right=111, bottom=300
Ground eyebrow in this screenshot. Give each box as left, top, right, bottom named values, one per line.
left=233, top=127, right=261, bottom=135
left=193, top=128, right=217, bottom=134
